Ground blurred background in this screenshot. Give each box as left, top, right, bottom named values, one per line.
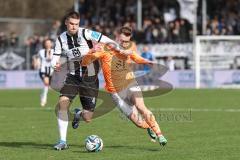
left=1, top=0, right=240, bottom=89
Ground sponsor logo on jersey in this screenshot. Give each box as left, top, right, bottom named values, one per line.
left=91, top=31, right=101, bottom=41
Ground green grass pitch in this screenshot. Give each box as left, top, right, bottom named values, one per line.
left=0, top=89, right=240, bottom=160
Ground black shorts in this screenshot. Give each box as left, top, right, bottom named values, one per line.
left=39, top=72, right=52, bottom=83
left=60, top=74, right=99, bottom=112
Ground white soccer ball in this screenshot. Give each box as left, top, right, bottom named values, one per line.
left=85, top=135, right=103, bottom=152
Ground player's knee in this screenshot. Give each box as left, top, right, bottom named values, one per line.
left=82, top=112, right=93, bottom=123
left=58, top=96, right=70, bottom=110
left=60, top=95, right=69, bottom=100
left=83, top=117, right=92, bottom=123
left=85, top=119, right=92, bottom=123
left=44, top=82, right=49, bottom=86
left=147, top=110, right=153, bottom=115
left=44, top=78, right=49, bottom=85
left=135, top=121, right=143, bottom=128
left=44, top=83, right=49, bottom=87
left=143, top=110, right=153, bottom=119
left=130, top=113, right=143, bottom=128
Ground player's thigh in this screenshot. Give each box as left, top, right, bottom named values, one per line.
left=39, top=72, right=44, bottom=81
left=43, top=76, right=50, bottom=86
left=79, top=76, right=99, bottom=112
left=39, top=72, right=50, bottom=86
left=132, top=95, right=149, bottom=114
left=60, top=74, right=80, bottom=101
left=130, top=86, right=150, bottom=115
left=111, top=92, right=133, bottom=117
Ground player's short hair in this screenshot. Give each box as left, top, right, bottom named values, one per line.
left=119, top=26, right=132, bottom=37
left=65, top=11, right=80, bottom=20
left=42, top=38, right=52, bottom=48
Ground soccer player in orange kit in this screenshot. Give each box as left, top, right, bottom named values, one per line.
left=80, top=26, right=167, bottom=146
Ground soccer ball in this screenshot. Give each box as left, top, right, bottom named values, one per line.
left=85, top=135, right=103, bottom=152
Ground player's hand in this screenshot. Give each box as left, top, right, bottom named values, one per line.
left=147, top=61, right=154, bottom=67
left=91, top=44, right=102, bottom=53
left=88, top=48, right=95, bottom=54
left=54, top=62, right=61, bottom=72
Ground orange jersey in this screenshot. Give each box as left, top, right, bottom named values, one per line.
left=82, top=43, right=150, bottom=93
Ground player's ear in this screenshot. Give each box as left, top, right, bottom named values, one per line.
left=65, top=19, right=68, bottom=26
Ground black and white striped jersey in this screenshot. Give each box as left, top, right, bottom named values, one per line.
left=38, top=49, right=54, bottom=75
left=52, top=27, right=118, bottom=77
left=52, top=27, right=110, bottom=77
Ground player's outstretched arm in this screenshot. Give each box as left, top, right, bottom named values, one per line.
left=84, top=29, right=123, bottom=52
left=130, top=52, right=153, bottom=65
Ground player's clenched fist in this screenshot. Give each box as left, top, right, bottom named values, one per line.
left=54, top=62, right=61, bottom=72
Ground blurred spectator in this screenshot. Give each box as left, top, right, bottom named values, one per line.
left=9, top=32, right=19, bottom=47
left=141, top=46, right=154, bottom=71
left=48, top=20, right=61, bottom=41
left=206, top=0, right=240, bottom=35
left=32, top=54, right=40, bottom=70
left=0, top=32, right=8, bottom=50
left=2, top=0, right=240, bottom=71
left=25, top=34, right=47, bottom=69
left=179, top=19, right=190, bottom=42
left=165, top=56, right=175, bottom=71
left=3, top=0, right=240, bottom=49
left=76, top=0, right=192, bottom=44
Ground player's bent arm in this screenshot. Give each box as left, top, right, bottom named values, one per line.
left=81, top=52, right=103, bottom=66
left=51, top=38, right=62, bottom=68
left=84, top=29, right=121, bottom=52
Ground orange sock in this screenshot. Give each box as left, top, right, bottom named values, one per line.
left=144, top=113, right=162, bottom=136
left=139, top=120, right=150, bottom=129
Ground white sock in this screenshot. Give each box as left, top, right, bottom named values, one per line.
left=57, top=111, right=69, bottom=142
left=42, top=86, right=48, bottom=102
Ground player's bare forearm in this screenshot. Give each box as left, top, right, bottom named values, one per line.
left=131, top=53, right=152, bottom=65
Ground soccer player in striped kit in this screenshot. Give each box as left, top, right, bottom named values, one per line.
left=51, top=11, right=127, bottom=150
left=38, top=39, right=54, bottom=107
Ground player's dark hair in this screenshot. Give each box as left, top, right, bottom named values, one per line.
left=119, top=26, right=132, bottom=36
left=65, top=11, right=80, bottom=20
left=42, top=38, right=52, bottom=49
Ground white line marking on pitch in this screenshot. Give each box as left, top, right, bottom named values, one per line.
left=151, top=108, right=240, bottom=112
left=0, top=107, right=240, bottom=112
